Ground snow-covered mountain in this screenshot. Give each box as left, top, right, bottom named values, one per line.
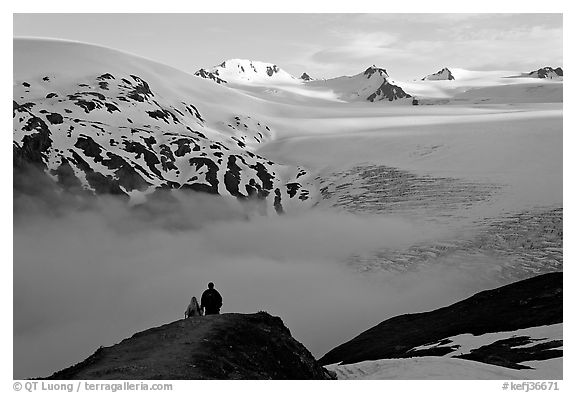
left=527, top=67, right=563, bottom=79
left=421, top=67, right=455, bottom=80
left=305, top=66, right=412, bottom=102
left=13, top=39, right=313, bottom=213
left=400, top=67, right=563, bottom=104
left=195, top=59, right=298, bottom=85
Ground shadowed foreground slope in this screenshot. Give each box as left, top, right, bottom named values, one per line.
left=320, top=272, right=562, bottom=368
left=45, top=312, right=334, bottom=380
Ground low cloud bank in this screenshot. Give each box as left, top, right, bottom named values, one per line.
left=14, top=187, right=498, bottom=378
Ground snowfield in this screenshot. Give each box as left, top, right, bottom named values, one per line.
left=326, top=356, right=562, bottom=380
left=13, top=38, right=562, bottom=379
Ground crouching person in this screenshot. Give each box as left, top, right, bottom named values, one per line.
left=185, top=296, right=203, bottom=318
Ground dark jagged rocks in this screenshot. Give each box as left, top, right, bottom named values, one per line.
left=364, top=66, right=389, bottom=79
left=367, top=80, right=411, bottom=102
left=194, top=68, right=227, bottom=84
left=528, top=67, right=563, bottom=79
left=300, top=72, right=313, bottom=81
left=43, top=312, right=335, bottom=380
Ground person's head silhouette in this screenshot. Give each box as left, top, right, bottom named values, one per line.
left=208, top=282, right=214, bottom=289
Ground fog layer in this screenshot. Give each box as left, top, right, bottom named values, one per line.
left=14, top=190, right=497, bottom=378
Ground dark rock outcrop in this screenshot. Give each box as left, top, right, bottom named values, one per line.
left=528, top=67, right=563, bottom=79
left=367, top=80, right=412, bottom=102
left=43, top=312, right=335, bottom=380
left=363, top=65, right=389, bottom=79
left=194, top=68, right=227, bottom=84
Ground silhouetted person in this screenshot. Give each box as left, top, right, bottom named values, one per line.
left=185, top=296, right=202, bottom=318
left=201, top=282, right=223, bottom=315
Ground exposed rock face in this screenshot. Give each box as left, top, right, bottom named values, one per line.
left=528, top=67, right=563, bottom=79
left=194, top=68, right=227, bottom=84
left=366, top=80, right=412, bottom=102
left=13, top=73, right=311, bottom=212
left=43, top=312, right=335, bottom=380
left=300, top=72, right=313, bottom=81
left=362, top=66, right=411, bottom=102
left=363, top=66, right=389, bottom=79
left=422, top=67, right=455, bottom=81
left=319, top=272, right=562, bottom=369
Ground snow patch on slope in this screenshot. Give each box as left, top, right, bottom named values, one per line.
left=326, top=356, right=562, bottom=380
left=410, top=323, right=563, bottom=358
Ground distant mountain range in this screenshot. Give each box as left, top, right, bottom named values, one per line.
left=12, top=38, right=563, bottom=210
left=419, top=66, right=564, bottom=81
left=195, top=60, right=412, bottom=102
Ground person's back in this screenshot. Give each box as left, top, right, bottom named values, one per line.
left=201, top=282, right=223, bottom=315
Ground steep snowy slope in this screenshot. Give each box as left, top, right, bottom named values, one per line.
left=13, top=38, right=313, bottom=212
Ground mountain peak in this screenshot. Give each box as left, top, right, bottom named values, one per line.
left=363, top=66, right=389, bottom=79
left=300, top=72, right=313, bottom=81
left=422, top=67, right=455, bottom=81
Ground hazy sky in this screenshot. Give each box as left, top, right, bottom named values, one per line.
left=13, top=13, right=562, bottom=80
